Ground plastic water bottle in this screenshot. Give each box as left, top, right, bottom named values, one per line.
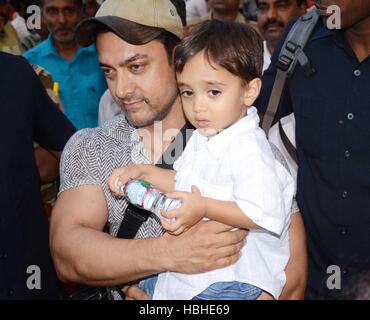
left=123, top=179, right=181, bottom=222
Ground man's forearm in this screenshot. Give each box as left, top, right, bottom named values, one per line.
left=51, top=225, right=169, bottom=286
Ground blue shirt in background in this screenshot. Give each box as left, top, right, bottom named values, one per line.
left=24, top=35, right=107, bottom=129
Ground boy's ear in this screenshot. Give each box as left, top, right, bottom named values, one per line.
left=243, top=78, right=262, bottom=106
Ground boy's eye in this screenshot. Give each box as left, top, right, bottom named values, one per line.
left=208, top=90, right=221, bottom=97
left=180, top=90, right=193, bottom=97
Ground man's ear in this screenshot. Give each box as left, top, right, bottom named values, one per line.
left=243, top=78, right=262, bottom=106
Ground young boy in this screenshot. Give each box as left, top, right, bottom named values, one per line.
left=109, top=20, right=295, bottom=300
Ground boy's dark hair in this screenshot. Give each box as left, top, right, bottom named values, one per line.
left=175, top=20, right=263, bottom=82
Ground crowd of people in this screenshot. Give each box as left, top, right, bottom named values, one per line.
left=0, top=0, right=369, bottom=300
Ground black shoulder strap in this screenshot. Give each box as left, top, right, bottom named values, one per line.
left=116, top=122, right=194, bottom=239
left=261, top=8, right=320, bottom=147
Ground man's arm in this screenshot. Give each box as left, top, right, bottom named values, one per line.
left=34, top=148, right=62, bottom=183
left=50, top=185, right=247, bottom=286
left=280, top=212, right=308, bottom=299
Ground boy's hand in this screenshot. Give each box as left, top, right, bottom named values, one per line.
left=161, top=185, right=206, bottom=236
left=108, top=164, right=143, bottom=196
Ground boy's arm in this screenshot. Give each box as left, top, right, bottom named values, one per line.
left=204, top=198, right=260, bottom=230
left=162, top=187, right=261, bottom=235
left=109, top=164, right=176, bottom=195
left=140, top=164, right=176, bottom=193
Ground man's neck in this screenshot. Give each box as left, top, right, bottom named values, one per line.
left=52, top=38, right=79, bottom=62
left=212, top=10, right=238, bottom=22
left=138, top=97, right=186, bottom=164
left=345, top=16, right=370, bottom=62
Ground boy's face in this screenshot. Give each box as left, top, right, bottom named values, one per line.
left=176, top=51, right=260, bottom=137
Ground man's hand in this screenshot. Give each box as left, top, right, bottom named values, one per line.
left=161, top=220, right=247, bottom=274
left=280, top=212, right=307, bottom=299
left=161, top=186, right=205, bottom=235
left=123, top=285, right=149, bottom=300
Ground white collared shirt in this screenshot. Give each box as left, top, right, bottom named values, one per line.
left=153, top=107, right=295, bottom=300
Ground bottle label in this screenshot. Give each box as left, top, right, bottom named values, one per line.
left=125, top=180, right=151, bottom=207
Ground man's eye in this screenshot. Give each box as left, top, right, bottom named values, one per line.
left=257, top=4, right=268, bottom=12
left=102, top=68, right=114, bottom=78
left=130, top=64, right=144, bottom=72
left=45, top=8, right=58, bottom=16
left=208, top=90, right=221, bottom=97
left=180, top=90, right=193, bottom=97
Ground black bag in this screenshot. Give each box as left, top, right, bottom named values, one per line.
left=261, top=7, right=319, bottom=190
left=68, top=286, right=109, bottom=300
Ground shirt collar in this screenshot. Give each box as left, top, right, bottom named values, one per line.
left=309, top=19, right=336, bottom=42
left=208, top=11, right=246, bottom=23
left=40, top=35, right=97, bottom=59
left=194, top=106, right=260, bottom=160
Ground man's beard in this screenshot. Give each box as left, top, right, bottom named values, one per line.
left=116, top=89, right=179, bottom=128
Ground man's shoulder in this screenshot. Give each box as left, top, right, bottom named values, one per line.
left=65, top=116, right=134, bottom=152
left=23, top=38, right=49, bottom=61
left=0, top=52, right=34, bottom=82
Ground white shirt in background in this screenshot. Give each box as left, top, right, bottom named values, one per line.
left=98, top=89, right=122, bottom=126
left=263, top=40, right=272, bottom=73
left=185, top=0, right=208, bottom=24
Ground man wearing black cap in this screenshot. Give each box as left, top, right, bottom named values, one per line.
left=51, top=0, right=307, bottom=300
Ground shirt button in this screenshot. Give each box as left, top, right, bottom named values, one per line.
left=342, top=191, right=348, bottom=198
left=8, top=289, right=14, bottom=296
left=342, top=269, right=348, bottom=275
left=340, top=228, right=347, bottom=235
left=338, top=120, right=343, bottom=125
left=344, top=150, right=350, bottom=158
left=354, top=69, right=361, bottom=76
left=347, top=113, right=354, bottom=120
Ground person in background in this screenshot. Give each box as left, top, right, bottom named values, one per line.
left=0, top=51, right=76, bottom=299
left=185, top=0, right=208, bottom=24
left=188, top=0, right=260, bottom=35
left=0, top=0, right=22, bottom=53
left=257, top=0, right=370, bottom=299
left=24, top=0, right=107, bottom=129
left=256, top=0, right=307, bottom=72
left=82, top=0, right=99, bottom=18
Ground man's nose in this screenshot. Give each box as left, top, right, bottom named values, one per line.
left=267, top=5, right=278, bottom=19
left=115, top=72, right=136, bottom=100
left=56, top=10, right=67, bottom=24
